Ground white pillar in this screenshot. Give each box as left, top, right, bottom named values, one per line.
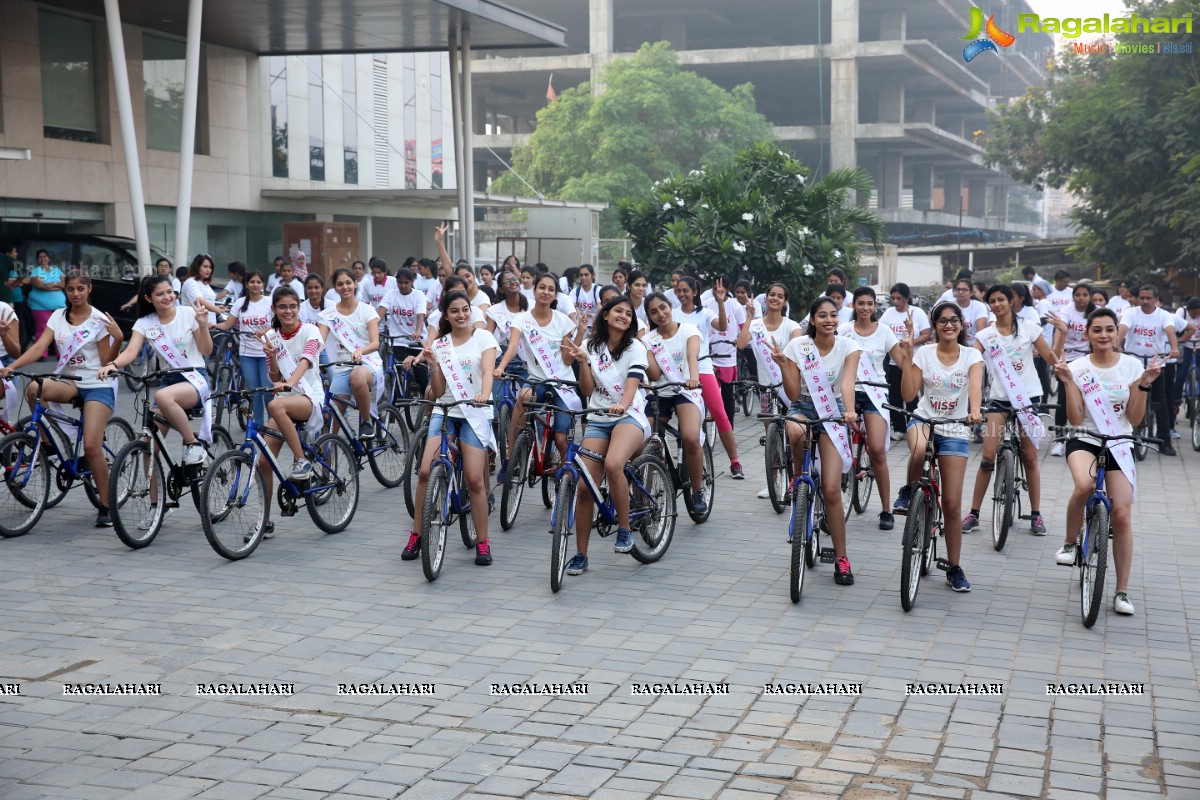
left=448, top=26, right=466, bottom=263
left=174, top=0, right=204, bottom=270
left=461, top=27, right=475, bottom=266
left=102, top=0, right=152, bottom=273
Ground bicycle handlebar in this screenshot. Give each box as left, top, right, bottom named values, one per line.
left=883, top=404, right=966, bottom=428
left=414, top=398, right=494, bottom=410
left=6, top=370, right=80, bottom=382
left=1065, top=430, right=1161, bottom=446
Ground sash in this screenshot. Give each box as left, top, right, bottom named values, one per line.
left=0, top=380, right=17, bottom=426
left=591, top=346, right=649, bottom=435
left=644, top=329, right=705, bottom=444
left=266, top=330, right=324, bottom=440
left=1072, top=363, right=1138, bottom=498
left=749, top=319, right=791, bottom=406
left=977, top=326, right=1046, bottom=448
left=434, top=335, right=496, bottom=452
left=851, top=341, right=893, bottom=452
left=324, top=311, right=384, bottom=416
left=51, top=313, right=120, bottom=429
left=520, top=316, right=582, bottom=411
left=489, top=306, right=526, bottom=362
left=795, top=339, right=853, bottom=472
left=143, top=319, right=213, bottom=443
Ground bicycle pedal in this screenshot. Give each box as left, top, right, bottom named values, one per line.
left=819, top=548, right=837, bottom=564
left=935, top=558, right=952, bottom=572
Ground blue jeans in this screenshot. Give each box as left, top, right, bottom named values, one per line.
left=240, top=355, right=270, bottom=425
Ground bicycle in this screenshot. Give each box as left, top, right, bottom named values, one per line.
left=381, top=335, right=427, bottom=430
left=548, top=409, right=676, bottom=593
left=318, top=361, right=410, bottom=489
left=0, top=372, right=135, bottom=537
left=1132, top=353, right=1167, bottom=461
left=642, top=383, right=715, bottom=524
left=887, top=406, right=959, bottom=612
left=1177, top=348, right=1200, bottom=451
left=414, top=399, right=493, bottom=582
left=122, top=339, right=164, bottom=392
left=760, top=387, right=793, bottom=514
left=492, top=372, right=523, bottom=464
left=210, top=331, right=249, bottom=432
left=106, top=368, right=235, bottom=549
left=734, top=346, right=758, bottom=418
left=846, top=380, right=896, bottom=520
left=983, top=401, right=1052, bottom=552
left=200, top=387, right=359, bottom=560
left=499, top=377, right=579, bottom=531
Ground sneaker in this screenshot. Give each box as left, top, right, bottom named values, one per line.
left=962, top=512, right=980, bottom=532
left=1170, top=428, right=1181, bottom=440
left=1055, top=542, right=1078, bottom=566
left=1113, top=591, right=1135, bottom=615
left=757, top=487, right=771, bottom=499
left=359, top=419, right=376, bottom=441
left=833, top=557, right=855, bottom=586
left=614, top=528, right=634, bottom=553
left=138, top=506, right=164, bottom=530
left=946, top=565, right=972, bottom=592
left=475, top=540, right=493, bottom=566
left=689, top=489, right=708, bottom=515
left=890, top=430, right=904, bottom=442
left=183, top=442, right=206, bottom=465
left=893, top=485, right=912, bottom=513
left=1030, top=513, right=1047, bottom=535
left=496, top=459, right=509, bottom=484
left=401, top=531, right=421, bottom=560
left=1050, top=441, right=1065, bottom=457
left=246, top=521, right=275, bottom=544
left=878, top=511, right=894, bottom=531
left=288, top=459, right=313, bottom=482
left=94, top=510, right=113, bottom=528
left=1160, top=442, right=1177, bottom=457
left=566, top=552, right=588, bottom=575
left=730, top=461, right=745, bottom=480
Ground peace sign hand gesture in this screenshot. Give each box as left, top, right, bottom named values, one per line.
left=192, top=298, right=210, bottom=328
left=433, top=223, right=448, bottom=244
left=769, top=338, right=789, bottom=366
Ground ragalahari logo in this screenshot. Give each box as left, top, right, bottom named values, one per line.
left=962, top=7, right=1016, bottom=62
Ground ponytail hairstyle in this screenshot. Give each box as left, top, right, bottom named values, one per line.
left=64, top=272, right=92, bottom=326
left=1073, top=282, right=1097, bottom=317
left=239, top=270, right=265, bottom=313
left=304, top=273, right=326, bottom=310
left=437, top=291, right=472, bottom=338
left=588, top=294, right=638, bottom=359
left=270, top=286, right=301, bottom=331
left=137, top=275, right=173, bottom=318
left=534, top=273, right=560, bottom=310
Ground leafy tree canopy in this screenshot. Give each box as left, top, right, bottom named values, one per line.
left=617, top=143, right=885, bottom=313
left=489, top=42, right=775, bottom=236
left=983, top=0, right=1200, bottom=281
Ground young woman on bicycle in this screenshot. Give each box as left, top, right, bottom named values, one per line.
left=560, top=294, right=659, bottom=575
left=895, top=301, right=983, bottom=593
left=254, top=285, right=326, bottom=537
left=838, top=286, right=903, bottom=530
left=494, top=272, right=586, bottom=479
left=571, top=264, right=601, bottom=334
left=485, top=271, right=529, bottom=402
left=964, top=285, right=1061, bottom=536
left=736, top=282, right=801, bottom=499
left=627, top=270, right=651, bottom=332
left=100, top=275, right=213, bottom=467
left=405, top=291, right=498, bottom=566
left=213, top=271, right=272, bottom=425
left=673, top=276, right=745, bottom=479
left=1053, top=307, right=1161, bottom=616
left=773, top=295, right=861, bottom=585
left=318, top=268, right=382, bottom=441
left=1047, top=283, right=1096, bottom=457
left=644, top=291, right=707, bottom=514
left=2, top=273, right=122, bottom=527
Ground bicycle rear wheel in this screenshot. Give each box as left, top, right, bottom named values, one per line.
left=540, top=447, right=559, bottom=509
left=851, top=439, right=873, bottom=514
left=212, top=364, right=235, bottom=429
left=306, top=434, right=359, bottom=533
left=402, top=422, right=427, bottom=518
left=1080, top=502, right=1110, bottom=628
left=789, top=481, right=811, bottom=603
left=421, top=463, right=450, bottom=582
left=110, top=440, right=166, bottom=548
left=201, top=449, right=267, bottom=560
left=496, top=401, right=512, bottom=463
left=500, top=430, right=532, bottom=531
left=991, top=447, right=1015, bottom=552
left=83, top=416, right=136, bottom=509
left=1192, top=411, right=1200, bottom=452
left=367, top=403, right=409, bottom=488
left=740, top=385, right=752, bottom=418
left=765, top=420, right=789, bottom=514
left=0, top=432, right=49, bottom=537
left=682, top=440, right=715, bottom=524
left=21, top=418, right=70, bottom=510
left=839, top=466, right=853, bottom=523
left=629, top=454, right=675, bottom=564
left=550, top=472, right=576, bottom=593
left=900, top=490, right=928, bottom=612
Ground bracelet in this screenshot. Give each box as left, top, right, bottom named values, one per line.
left=1138, top=383, right=1152, bottom=392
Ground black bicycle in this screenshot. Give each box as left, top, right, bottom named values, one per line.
left=643, top=383, right=715, bottom=524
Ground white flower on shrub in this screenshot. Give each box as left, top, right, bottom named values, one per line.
left=676, top=199, right=685, bottom=207
left=732, top=241, right=747, bottom=253
left=802, top=263, right=815, bottom=276
left=741, top=213, right=754, bottom=222
left=775, top=249, right=789, bottom=265
left=662, top=203, right=672, bottom=211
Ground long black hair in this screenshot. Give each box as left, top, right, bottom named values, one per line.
left=929, top=301, right=967, bottom=345
left=803, top=295, right=840, bottom=337
left=137, top=275, right=173, bottom=318
left=64, top=272, right=92, bottom=326
left=588, top=294, right=638, bottom=360
left=304, top=273, right=326, bottom=310
left=437, top=291, right=472, bottom=338
left=238, top=270, right=266, bottom=313
left=270, top=286, right=301, bottom=331
left=643, top=291, right=673, bottom=332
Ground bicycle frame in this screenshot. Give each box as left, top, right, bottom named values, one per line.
left=233, top=414, right=344, bottom=504
left=428, top=423, right=468, bottom=522
left=552, top=439, right=658, bottom=533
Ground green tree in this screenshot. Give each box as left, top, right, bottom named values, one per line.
left=617, top=143, right=885, bottom=313
left=983, top=0, right=1200, bottom=281
left=490, top=42, right=775, bottom=236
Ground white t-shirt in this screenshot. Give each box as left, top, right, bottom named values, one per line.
left=323, top=288, right=342, bottom=308
left=413, top=275, right=439, bottom=299
left=133, top=306, right=205, bottom=368
left=275, top=323, right=325, bottom=402
left=837, top=322, right=898, bottom=380
left=912, top=345, right=983, bottom=440
left=231, top=297, right=273, bottom=357
left=299, top=299, right=325, bottom=327
left=1036, top=298, right=1055, bottom=344
left=1068, top=354, right=1143, bottom=446
left=1176, top=310, right=1200, bottom=350
left=433, top=329, right=499, bottom=420
left=953, top=299, right=990, bottom=347
left=878, top=306, right=930, bottom=365
left=1058, top=305, right=1091, bottom=362
left=663, top=288, right=680, bottom=308
left=555, top=292, right=577, bottom=318
left=753, top=293, right=790, bottom=317
left=319, top=300, right=379, bottom=360
left=223, top=280, right=243, bottom=304
left=180, top=277, right=218, bottom=324
left=672, top=306, right=719, bottom=375
left=48, top=307, right=113, bottom=389
left=513, top=310, right=576, bottom=382
left=746, top=317, right=801, bottom=385
left=646, top=323, right=700, bottom=398
left=1047, top=287, right=1074, bottom=315
left=486, top=303, right=527, bottom=360
left=270, top=278, right=304, bottom=300
left=783, top=335, right=862, bottom=401
left=572, top=284, right=602, bottom=331
left=585, top=338, right=649, bottom=418
left=358, top=276, right=397, bottom=308
left=379, top=288, right=428, bottom=347
left=1106, top=295, right=1131, bottom=316
left=979, top=318, right=1044, bottom=401
left=1120, top=306, right=1176, bottom=357
left=266, top=274, right=282, bottom=292
left=469, top=290, right=491, bottom=314
left=702, top=296, right=746, bottom=370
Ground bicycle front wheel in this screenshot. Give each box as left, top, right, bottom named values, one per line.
left=629, top=454, right=676, bottom=564
left=991, top=447, right=1016, bottom=552
left=201, top=449, right=267, bottom=560
left=550, top=471, right=577, bottom=593
left=839, top=466, right=853, bottom=523
left=496, top=401, right=512, bottom=463
left=212, top=364, right=235, bottom=428
left=1134, top=420, right=1150, bottom=461
left=789, top=481, right=811, bottom=603
left=110, top=439, right=166, bottom=548
left=0, top=432, right=49, bottom=537
left=1080, top=502, right=1110, bottom=628
left=83, top=416, right=136, bottom=509
left=500, top=430, right=532, bottom=531
left=402, top=422, right=427, bottom=518
left=421, top=463, right=450, bottom=582
left=900, top=489, right=928, bottom=612
left=367, top=403, right=410, bottom=488
left=682, top=440, right=715, bottom=524
left=306, top=434, right=360, bottom=534
left=1192, top=410, right=1200, bottom=452
left=851, top=439, right=873, bottom=515
left=765, top=420, right=789, bottom=514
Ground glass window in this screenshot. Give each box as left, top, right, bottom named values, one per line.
left=79, top=243, right=134, bottom=280
left=430, top=57, right=443, bottom=190
left=308, top=56, right=324, bottom=181
left=144, top=34, right=186, bottom=152
left=270, top=56, right=288, bottom=178
left=403, top=55, right=416, bottom=190
left=342, top=55, right=357, bottom=185
left=40, top=11, right=99, bottom=143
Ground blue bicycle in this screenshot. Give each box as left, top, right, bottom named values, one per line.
left=548, top=409, right=675, bottom=593
left=318, top=361, right=410, bottom=488
left=381, top=335, right=426, bottom=430
left=200, top=387, right=360, bottom=560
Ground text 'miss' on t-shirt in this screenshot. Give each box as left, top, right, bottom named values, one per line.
left=913, top=345, right=983, bottom=440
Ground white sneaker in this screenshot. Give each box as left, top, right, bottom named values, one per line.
left=138, top=505, right=172, bottom=530
left=1113, top=592, right=1135, bottom=615
left=1170, top=429, right=1181, bottom=440
left=1050, top=442, right=1065, bottom=457
left=1055, top=542, right=1077, bottom=566
left=890, top=431, right=904, bottom=442
left=757, top=487, right=771, bottom=499
left=183, top=443, right=206, bottom=465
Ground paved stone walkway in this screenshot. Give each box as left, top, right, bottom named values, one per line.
left=0, top=391, right=1196, bottom=799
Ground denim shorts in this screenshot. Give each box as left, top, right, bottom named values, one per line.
left=583, top=415, right=645, bottom=441
left=906, top=419, right=970, bottom=457
left=77, top=386, right=116, bottom=411
left=428, top=413, right=486, bottom=451
left=531, top=383, right=572, bottom=435
left=329, top=364, right=376, bottom=399
left=154, top=368, right=209, bottom=413
left=854, top=390, right=880, bottom=416
left=651, top=393, right=698, bottom=418
left=787, top=395, right=845, bottom=436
